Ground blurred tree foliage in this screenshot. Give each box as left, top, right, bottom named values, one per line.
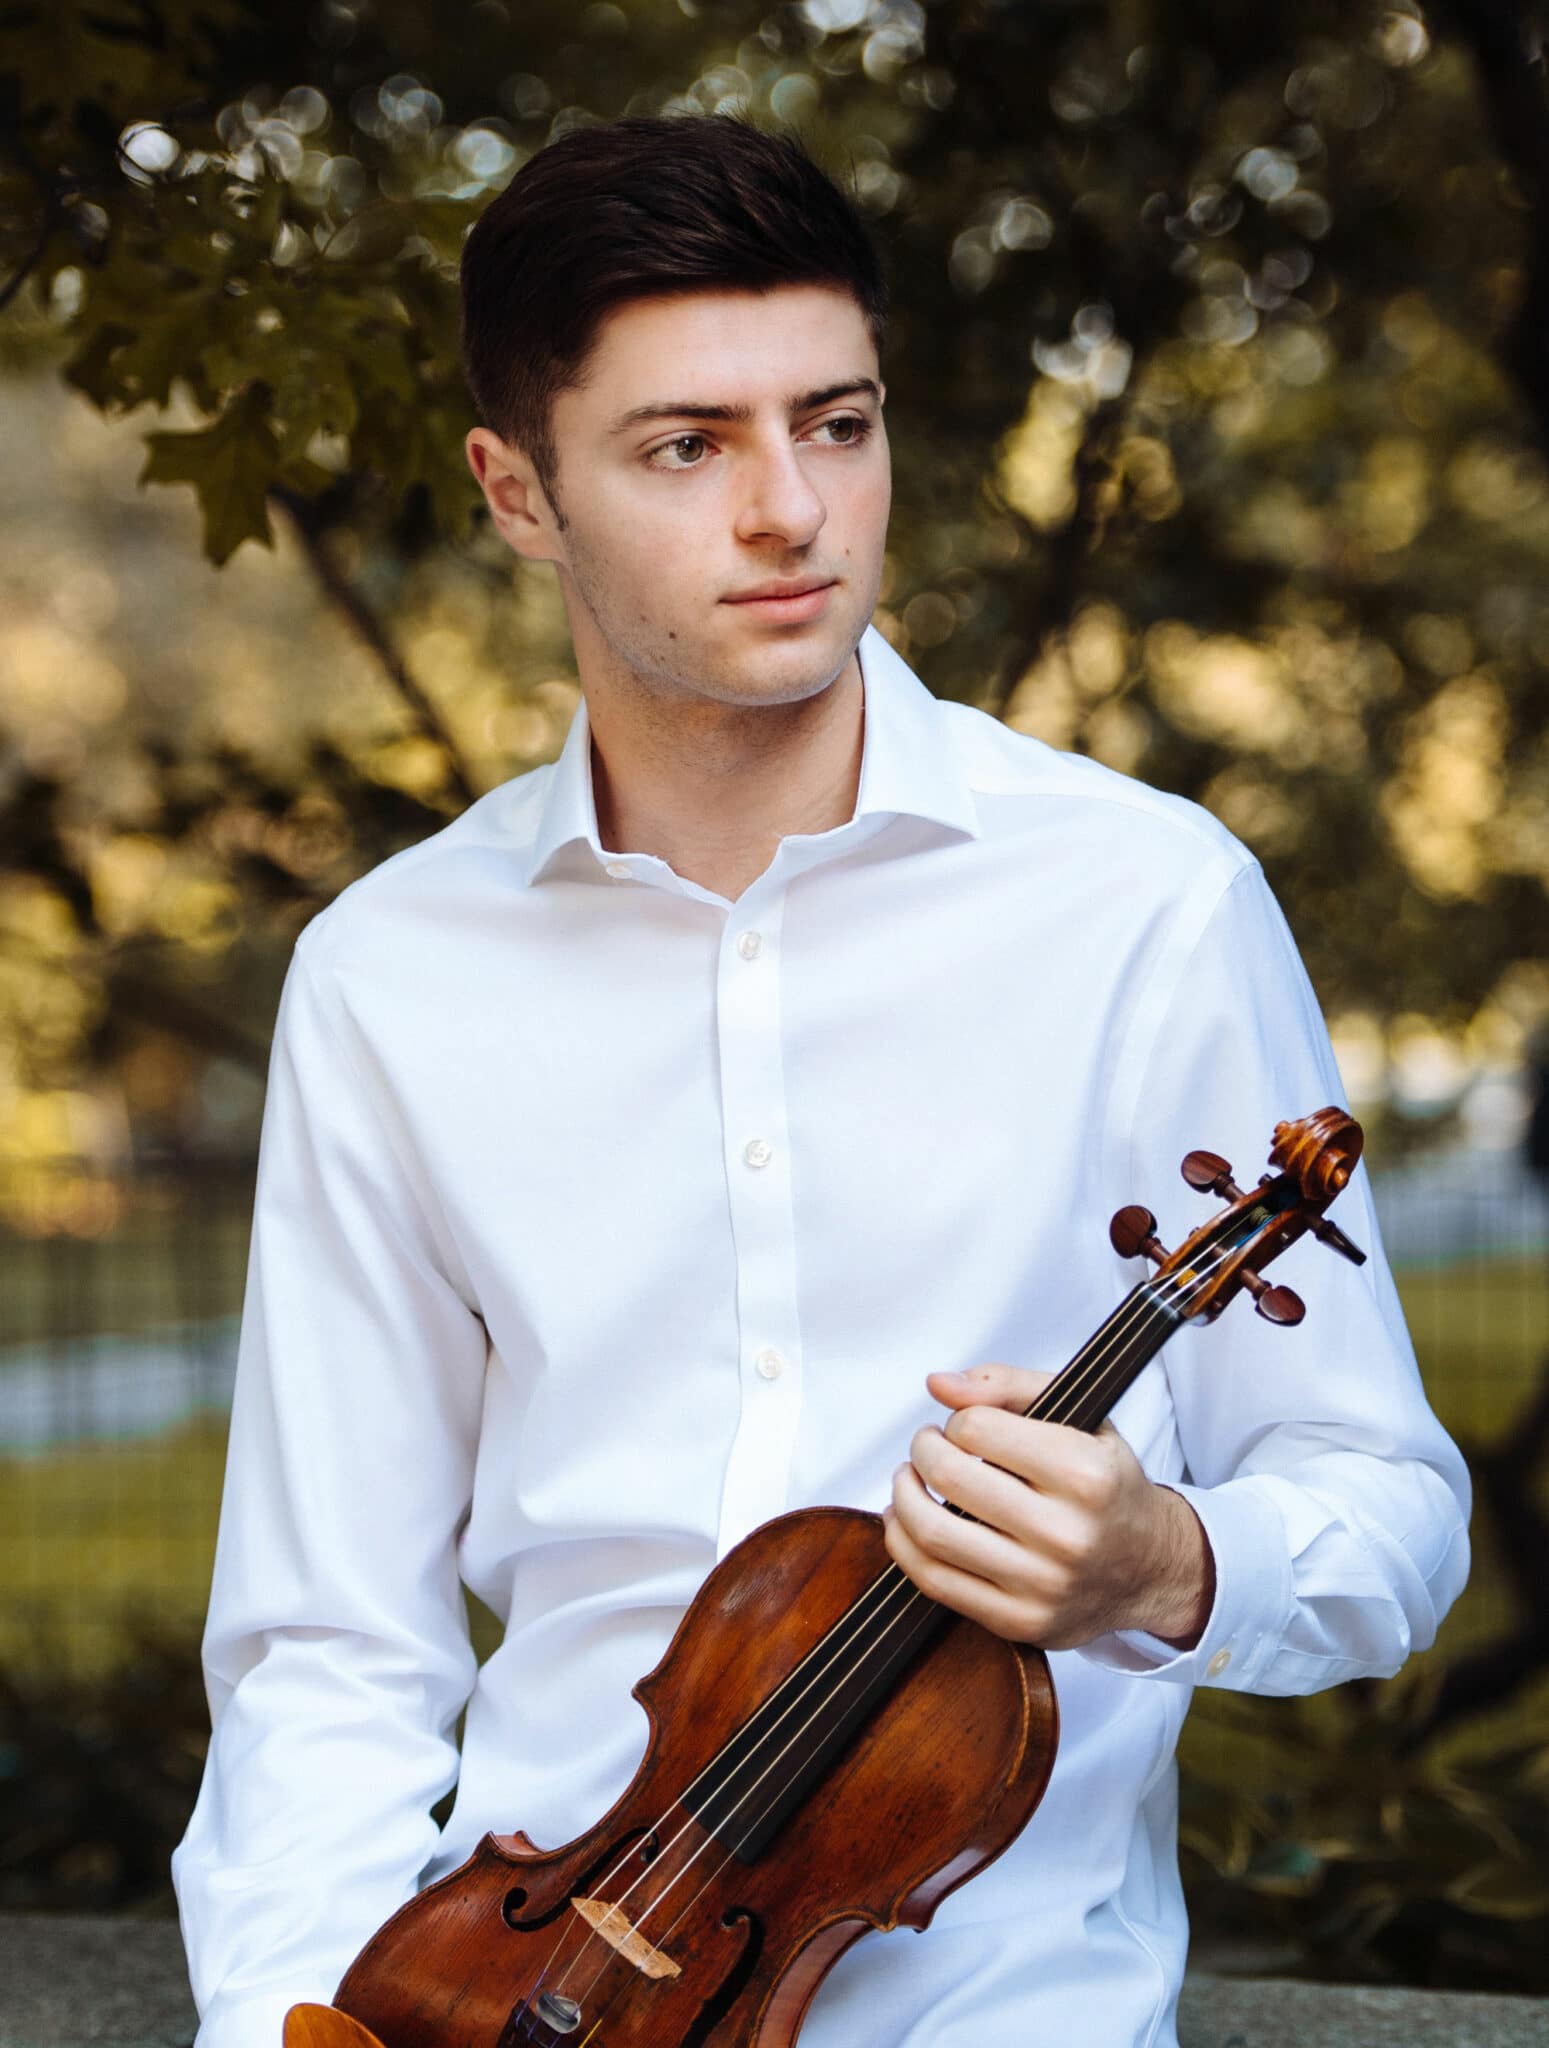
left=5, top=0, right=1549, bottom=1981
left=1177, top=1667, right=1549, bottom=1992
left=0, top=0, right=1546, bottom=1145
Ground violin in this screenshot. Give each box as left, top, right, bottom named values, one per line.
left=284, top=1107, right=1368, bottom=2048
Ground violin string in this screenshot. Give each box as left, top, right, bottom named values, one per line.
left=668, top=1237, right=1239, bottom=1839
left=538, top=1236, right=1244, bottom=2035
left=663, top=1245, right=1227, bottom=1848
left=548, top=1233, right=1249, bottom=2034
left=605, top=1234, right=1249, bottom=1967
left=533, top=1272, right=1173, bottom=1985
left=540, top=1233, right=1250, bottom=2028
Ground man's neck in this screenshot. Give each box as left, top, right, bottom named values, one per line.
left=584, top=651, right=866, bottom=903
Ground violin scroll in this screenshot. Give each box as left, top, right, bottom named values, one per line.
left=1109, top=1107, right=1368, bottom=1326
left=1272, top=1108, right=1369, bottom=1267
left=1270, top=1106, right=1361, bottom=1199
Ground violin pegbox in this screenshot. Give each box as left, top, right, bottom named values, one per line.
left=1110, top=1106, right=1369, bottom=1329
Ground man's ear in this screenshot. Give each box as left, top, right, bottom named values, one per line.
left=465, top=428, right=562, bottom=565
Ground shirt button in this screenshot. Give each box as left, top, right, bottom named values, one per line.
left=743, top=1138, right=772, bottom=1169
left=755, top=1348, right=784, bottom=1380
left=737, top=930, right=763, bottom=960
left=1206, top=1648, right=1232, bottom=1677
left=604, top=861, right=631, bottom=879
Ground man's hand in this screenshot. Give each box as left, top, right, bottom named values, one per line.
left=880, top=1363, right=1216, bottom=1652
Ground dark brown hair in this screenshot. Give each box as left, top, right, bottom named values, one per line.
left=458, top=112, right=890, bottom=528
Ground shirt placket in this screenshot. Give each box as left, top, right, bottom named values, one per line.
left=713, top=884, right=804, bottom=1560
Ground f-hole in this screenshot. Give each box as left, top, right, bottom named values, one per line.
left=502, top=1828, right=655, bottom=1934
left=679, top=1904, right=763, bottom=2048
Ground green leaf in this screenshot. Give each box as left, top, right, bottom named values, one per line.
left=271, top=359, right=360, bottom=461
left=105, top=303, right=210, bottom=410
left=3, top=0, right=250, bottom=120
left=4, top=0, right=164, bottom=111
left=61, top=322, right=137, bottom=411
left=138, top=385, right=279, bottom=566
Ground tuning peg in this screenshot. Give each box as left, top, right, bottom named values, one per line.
left=1309, top=1215, right=1367, bottom=1266
left=1181, top=1150, right=1246, bottom=1200
left=1240, top=1270, right=1305, bottom=1325
left=1110, top=1204, right=1169, bottom=1265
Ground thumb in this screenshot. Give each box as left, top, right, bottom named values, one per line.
left=925, top=1362, right=1062, bottom=1415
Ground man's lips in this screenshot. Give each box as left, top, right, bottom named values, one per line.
left=721, top=582, right=838, bottom=623
left=723, top=580, right=837, bottom=602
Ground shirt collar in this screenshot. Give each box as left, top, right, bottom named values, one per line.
left=520, top=622, right=981, bottom=888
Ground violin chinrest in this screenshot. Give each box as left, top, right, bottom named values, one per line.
left=283, top=2003, right=392, bottom=2048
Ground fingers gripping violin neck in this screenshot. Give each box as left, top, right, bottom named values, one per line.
left=282, top=1107, right=1364, bottom=2048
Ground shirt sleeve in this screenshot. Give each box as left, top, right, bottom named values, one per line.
left=171, top=926, right=490, bottom=2048
left=1075, top=855, right=1471, bottom=1694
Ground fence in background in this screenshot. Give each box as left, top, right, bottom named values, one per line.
left=1, top=1145, right=1545, bottom=1674
left=0, top=1160, right=252, bottom=1674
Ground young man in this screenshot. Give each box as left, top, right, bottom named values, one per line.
left=172, top=114, right=1471, bottom=2047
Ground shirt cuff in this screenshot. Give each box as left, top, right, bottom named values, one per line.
left=1075, top=1476, right=1294, bottom=1688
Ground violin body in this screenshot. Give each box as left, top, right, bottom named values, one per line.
left=307, top=1505, right=1057, bottom=2048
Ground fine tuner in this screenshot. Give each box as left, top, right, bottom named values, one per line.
left=1109, top=1110, right=1369, bottom=1329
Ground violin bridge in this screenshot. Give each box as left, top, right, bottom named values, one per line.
left=570, top=1896, right=682, bottom=1980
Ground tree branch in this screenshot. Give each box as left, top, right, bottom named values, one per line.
left=267, top=484, right=481, bottom=809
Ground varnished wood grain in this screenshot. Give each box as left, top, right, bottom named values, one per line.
left=283, top=2003, right=393, bottom=2048
left=322, top=1507, right=1055, bottom=2047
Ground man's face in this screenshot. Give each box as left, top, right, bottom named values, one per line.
left=468, top=283, right=891, bottom=711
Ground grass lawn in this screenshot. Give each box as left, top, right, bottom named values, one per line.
left=1394, top=1254, right=1547, bottom=1444
left=1, top=1254, right=1544, bottom=1680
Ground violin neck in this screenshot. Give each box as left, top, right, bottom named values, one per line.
left=929, top=1281, right=1183, bottom=1548
left=1022, top=1280, right=1183, bottom=1435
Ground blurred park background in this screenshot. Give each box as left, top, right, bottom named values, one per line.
left=1, top=0, right=1548, bottom=2002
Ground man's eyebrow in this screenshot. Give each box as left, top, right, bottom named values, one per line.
left=604, top=378, right=882, bottom=439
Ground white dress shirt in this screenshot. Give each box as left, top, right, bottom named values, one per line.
left=172, top=622, right=1470, bottom=2048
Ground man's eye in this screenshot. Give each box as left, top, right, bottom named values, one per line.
left=641, top=415, right=875, bottom=472
left=645, top=433, right=713, bottom=471
left=820, top=415, right=871, bottom=447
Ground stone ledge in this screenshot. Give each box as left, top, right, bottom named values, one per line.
left=2, top=1914, right=1545, bottom=2048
